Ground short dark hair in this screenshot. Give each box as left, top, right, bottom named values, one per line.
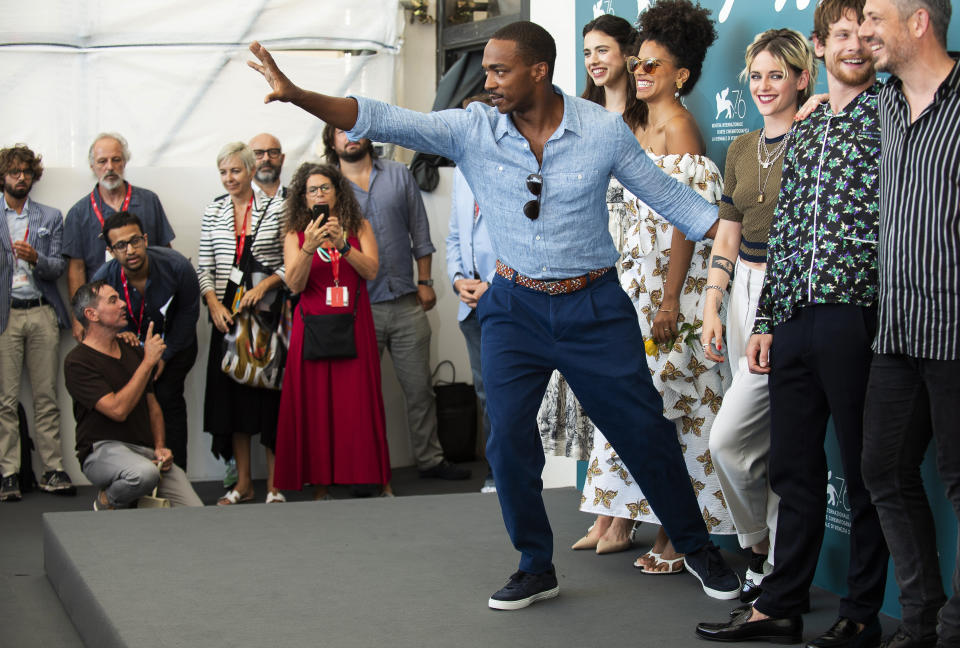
left=813, top=0, right=865, bottom=51
left=101, top=211, right=144, bottom=244
left=0, top=144, right=44, bottom=190
left=491, top=21, right=557, bottom=82
left=637, top=0, right=717, bottom=96
left=321, top=123, right=378, bottom=166
left=71, top=280, right=108, bottom=329
left=285, top=162, right=365, bottom=237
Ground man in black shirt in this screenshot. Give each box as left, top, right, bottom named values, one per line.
left=92, top=211, right=200, bottom=470
left=64, top=281, right=201, bottom=509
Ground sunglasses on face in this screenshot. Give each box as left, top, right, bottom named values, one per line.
left=626, top=57, right=664, bottom=75
left=523, top=173, right=543, bottom=220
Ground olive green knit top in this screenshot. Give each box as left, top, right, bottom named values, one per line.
left=718, top=129, right=787, bottom=264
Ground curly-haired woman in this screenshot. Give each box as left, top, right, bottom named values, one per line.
left=273, top=162, right=392, bottom=498
left=573, top=0, right=737, bottom=578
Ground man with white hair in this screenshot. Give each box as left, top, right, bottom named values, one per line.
left=63, top=133, right=176, bottom=341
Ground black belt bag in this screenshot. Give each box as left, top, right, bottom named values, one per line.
left=300, top=289, right=360, bottom=360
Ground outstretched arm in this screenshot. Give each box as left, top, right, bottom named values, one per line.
left=248, top=41, right=359, bottom=130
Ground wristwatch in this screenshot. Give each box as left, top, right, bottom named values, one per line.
left=418, top=279, right=434, bottom=287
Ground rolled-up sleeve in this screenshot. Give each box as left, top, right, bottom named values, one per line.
left=347, top=96, right=468, bottom=163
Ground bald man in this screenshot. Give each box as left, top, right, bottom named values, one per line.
left=249, top=133, right=286, bottom=199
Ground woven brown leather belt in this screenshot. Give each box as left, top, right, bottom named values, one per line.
left=495, top=260, right=612, bottom=296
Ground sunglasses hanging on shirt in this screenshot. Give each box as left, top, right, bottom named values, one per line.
left=523, top=173, right=543, bottom=220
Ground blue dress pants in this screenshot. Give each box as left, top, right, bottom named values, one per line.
left=477, top=271, right=710, bottom=574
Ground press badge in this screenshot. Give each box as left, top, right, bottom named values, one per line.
left=11, top=269, right=30, bottom=291
left=229, top=266, right=244, bottom=285
left=326, top=286, right=348, bottom=307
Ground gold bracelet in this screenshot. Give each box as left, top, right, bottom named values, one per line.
left=659, top=308, right=676, bottom=313
left=300, top=246, right=314, bottom=256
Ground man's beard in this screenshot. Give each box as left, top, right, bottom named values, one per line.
left=255, top=166, right=280, bottom=183
left=339, top=145, right=368, bottom=163
left=6, top=184, right=29, bottom=200
left=100, top=173, right=124, bottom=191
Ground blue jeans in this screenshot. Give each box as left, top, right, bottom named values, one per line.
left=458, top=310, right=490, bottom=449
left=477, top=271, right=709, bottom=573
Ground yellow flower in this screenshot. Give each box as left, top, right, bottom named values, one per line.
left=644, top=338, right=658, bottom=356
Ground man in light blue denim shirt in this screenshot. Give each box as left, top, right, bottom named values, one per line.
left=249, top=20, right=736, bottom=610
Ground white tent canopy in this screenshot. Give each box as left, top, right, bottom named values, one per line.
left=2, top=0, right=403, bottom=167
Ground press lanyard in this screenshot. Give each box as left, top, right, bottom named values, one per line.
left=89, top=183, right=132, bottom=227
left=234, top=195, right=254, bottom=262
left=330, top=248, right=341, bottom=286
left=10, top=224, right=27, bottom=249
left=119, top=268, right=146, bottom=337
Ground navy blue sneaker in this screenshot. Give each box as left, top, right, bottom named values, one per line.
left=684, top=543, right=742, bottom=600
left=488, top=568, right=559, bottom=610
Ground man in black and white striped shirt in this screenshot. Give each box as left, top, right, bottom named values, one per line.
left=858, top=2, right=960, bottom=647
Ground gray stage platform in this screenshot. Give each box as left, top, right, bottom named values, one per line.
left=44, top=488, right=882, bottom=648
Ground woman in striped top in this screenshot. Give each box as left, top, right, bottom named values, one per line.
left=198, top=141, right=286, bottom=506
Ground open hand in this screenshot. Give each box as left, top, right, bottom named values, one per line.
left=795, top=93, right=828, bottom=122
left=248, top=41, right=300, bottom=104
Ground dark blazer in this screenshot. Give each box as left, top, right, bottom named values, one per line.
left=0, top=199, right=69, bottom=335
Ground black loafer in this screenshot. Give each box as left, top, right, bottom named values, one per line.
left=696, top=606, right=803, bottom=644
left=808, top=617, right=881, bottom=648
left=418, top=460, right=471, bottom=480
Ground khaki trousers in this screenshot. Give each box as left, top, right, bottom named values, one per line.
left=0, top=305, right=63, bottom=477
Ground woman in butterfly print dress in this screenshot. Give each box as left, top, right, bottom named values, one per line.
left=575, top=0, right=735, bottom=568
left=537, top=14, right=647, bottom=472
left=699, top=29, right=816, bottom=600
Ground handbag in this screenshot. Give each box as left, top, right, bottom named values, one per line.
left=432, top=360, right=478, bottom=462
left=220, top=196, right=291, bottom=390
left=221, top=300, right=289, bottom=389
left=300, top=289, right=359, bottom=360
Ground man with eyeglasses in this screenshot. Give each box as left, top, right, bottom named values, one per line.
left=0, top=145, right=74, bottom=502
left=64, top=132, right=176, bottom=342
left=320, top=122, right=470, bottom=482
left=249, top=133, right=287, bottom=199
left=91, top=211, right=200, bottom=471
left=250, top=21, right=740, bottom=610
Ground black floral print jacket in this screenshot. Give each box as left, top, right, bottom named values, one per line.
left=753, top=85, right=880, bottom=335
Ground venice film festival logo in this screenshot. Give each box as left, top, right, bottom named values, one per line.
left=826, top=470, right=852, bottom=535
left=711, top=85, right=749, bottom=147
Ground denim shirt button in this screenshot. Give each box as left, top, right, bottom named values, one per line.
left=535, top=235, right=541, bottom=241
left=577, top=174, right=582, bottom=180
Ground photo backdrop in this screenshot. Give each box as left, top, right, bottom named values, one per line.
left=573, top=0, right=960, bottom=619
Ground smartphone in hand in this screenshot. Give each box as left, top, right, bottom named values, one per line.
left=312, top=204, right=330, bottom=229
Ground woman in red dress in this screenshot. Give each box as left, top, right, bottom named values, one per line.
left=274, top=163, right=392, bottom=498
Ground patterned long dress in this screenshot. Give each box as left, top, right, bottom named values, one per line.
left=536, top=179, right=631, bottom=460
left=579, top=153, right=734, bottom=535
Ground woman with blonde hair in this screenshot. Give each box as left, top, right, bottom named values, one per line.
left=701, top=27, right=816, bottom=602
